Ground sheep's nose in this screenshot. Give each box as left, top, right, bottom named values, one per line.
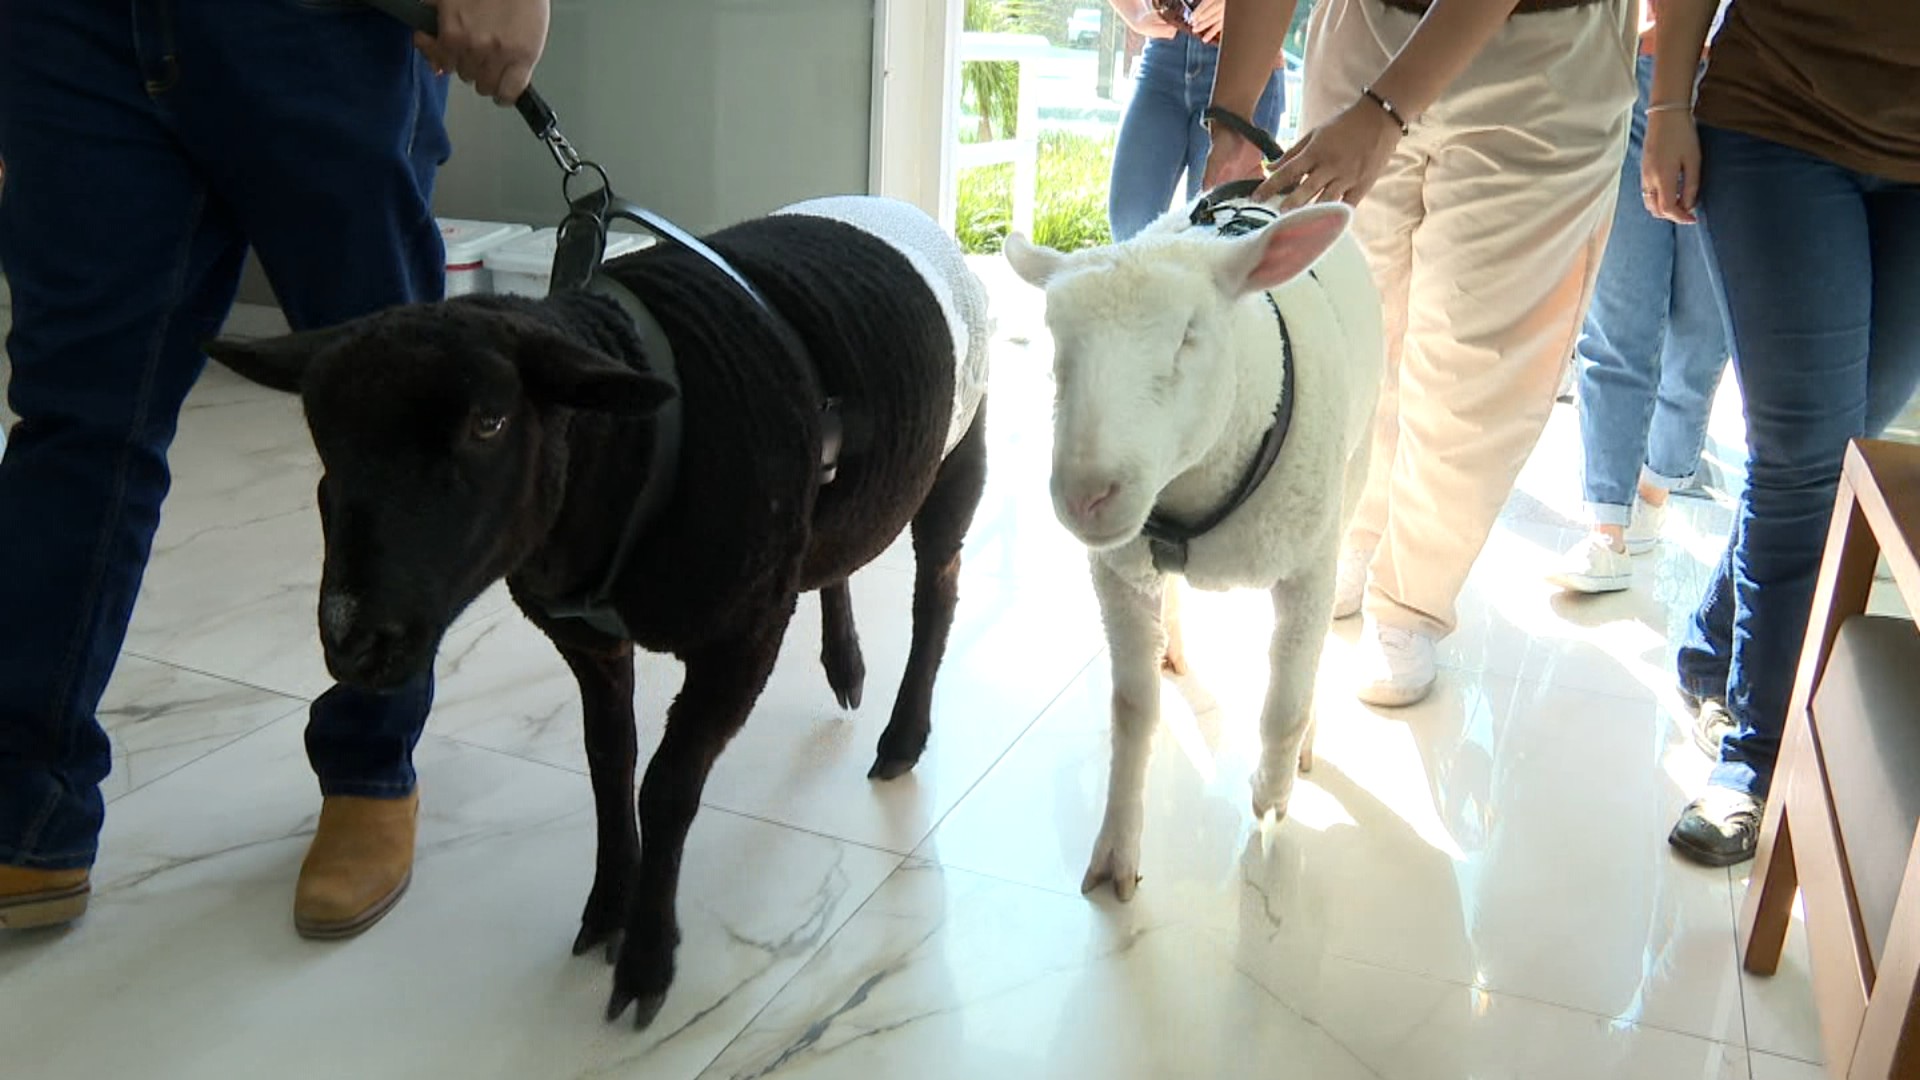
left=1062, top=478, right=1118, bottom=522
left=320, top=592, right=404, bottom=671
left=327, top=620, right=408, bottom=676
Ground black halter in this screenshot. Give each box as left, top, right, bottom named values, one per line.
left=1139, top=187, right=1309, bottom=575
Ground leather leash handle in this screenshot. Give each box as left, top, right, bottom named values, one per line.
left=358, top=0, right=560, bottom=141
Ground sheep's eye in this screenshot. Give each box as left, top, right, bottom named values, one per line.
left=473, top=414, right=508, bottom=441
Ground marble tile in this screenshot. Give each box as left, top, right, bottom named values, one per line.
left=1731, top=873, right=1828, bottom=1065
left=96, top=654, right=306, bottom=802
left=1749, top=1051, right=1825, bottom=1080
left=429, top=552, right=1106, bottom=855
left=700, top=861, right=1751, bottom=1080
left=0, top=718, right=899, bottom=1080
left=917, top=587, right=1747, bottom=1046
left=1431, top=511, right=1726, bottom=707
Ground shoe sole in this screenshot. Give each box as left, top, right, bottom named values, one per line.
left=1667, top=826, right=1756, bottom=868
left=1357, top=677, right=1434, bottom=709
left=0, top=882, right=90, bottom=930
left=1625, top=537, right=1659, bottom=556
left=294, top=870, right=412, bottom=941
left=1547, top=571, right=1632, bottom=594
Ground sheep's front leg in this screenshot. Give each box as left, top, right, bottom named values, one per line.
left=1082, top=558, right=1168, bottom=902
left=558, top=636, right=641, bottom=962
left=1161, top=576, right=1188, bottom=675
left=608, top=610, right=792, bottom=1029
left=1251, top=564, right=1338, bottom=821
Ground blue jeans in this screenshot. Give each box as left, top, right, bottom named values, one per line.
left=1108, top=33, right=1284, bottom=242
left=0, top=0, right=449, bottom=870
left=1575, top=56, right=1730, bottom=525
left=1676, top=124, right=1920, bottom=799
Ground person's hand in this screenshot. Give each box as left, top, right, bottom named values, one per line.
left=1641, top=109, right=1701, bottom=224
left=1257, top=97, right=1403, bottom=208
left=414, top=0, right=551, bottom=106
left=1190, top=0, right=1226, bottom=43
left=1120, top=1, right=1180, bottom=39
left=1202, top=125, right=1267, bottom=188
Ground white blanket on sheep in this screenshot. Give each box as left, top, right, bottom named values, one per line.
left=775, top=196, right=991, bottom=458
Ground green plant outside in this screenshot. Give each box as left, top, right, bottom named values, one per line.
left=956, top=129, right=1116, bottom=255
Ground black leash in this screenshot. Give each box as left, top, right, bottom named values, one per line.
left=366, top=0, right=842, bottom=637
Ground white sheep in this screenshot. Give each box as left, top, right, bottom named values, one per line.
left=1004, top=198, right=1385, bottom=900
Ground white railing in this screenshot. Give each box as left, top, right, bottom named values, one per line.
left=952, top=32, right=1050, bottom=237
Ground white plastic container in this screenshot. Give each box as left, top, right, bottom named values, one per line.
left=484, top=227, right=653, bottom=299
left=438, top=218, right=533, bottom=297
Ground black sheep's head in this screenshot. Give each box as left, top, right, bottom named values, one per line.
left=206, top=300, right=673, bottom=691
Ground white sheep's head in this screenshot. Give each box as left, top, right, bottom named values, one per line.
left=1003, top=202, right=1351, bottom=550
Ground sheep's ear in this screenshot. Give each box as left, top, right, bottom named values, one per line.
left=1212, top=202, right=1353, bottom=296
left=202, top=325, right=354, bottom=394
left=1004, top=231, right=1066, bottom=287
left=517, top=335, right=676, bottom=416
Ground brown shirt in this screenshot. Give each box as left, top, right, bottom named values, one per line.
left=1695, top=0, right=1920, bottom=182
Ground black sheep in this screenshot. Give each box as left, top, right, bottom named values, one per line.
left=206, top=195, right=991, bottom=1028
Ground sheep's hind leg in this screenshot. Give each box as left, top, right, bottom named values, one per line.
left=1252, top=565, right=1338, bottom=822
left=819, top=580, right=865, bottom=710
left=611, top=608, right=792, bottom=1029
left=871, top=400, right=988, bottom=781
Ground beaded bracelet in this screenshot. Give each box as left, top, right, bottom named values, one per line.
left=1360, top=86, right=1410, bottom=136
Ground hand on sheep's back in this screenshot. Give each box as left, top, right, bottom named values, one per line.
left=1258, top=98, right=1407, bottom=210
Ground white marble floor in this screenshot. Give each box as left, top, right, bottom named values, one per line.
left=0, top=259, right=1840, bottom=1080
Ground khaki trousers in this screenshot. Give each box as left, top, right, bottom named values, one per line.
left=1302, top=0, right=1639, bottom=637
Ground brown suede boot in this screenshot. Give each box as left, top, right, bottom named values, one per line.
left=294, top=791, right=419, bottom=940
left=0, top=865, right=91, bottom=930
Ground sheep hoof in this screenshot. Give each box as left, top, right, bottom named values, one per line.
left=1081, top=833, right=1143, bottom=902
left=1160, top=648, right=1189, bottom=677
left=1251, top=765, right=1296, bottom=823
left=572, top=923, right=624, bottom=965
left=867, top=756, right=917, bottom=781
left=605, top=988, right=667, bottom=1030
left=834, top=683, right=864, bottom=711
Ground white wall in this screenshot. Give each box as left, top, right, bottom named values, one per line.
left=236, top=0, right=884, bottom=304
left=434, top=0, right=880, bottom=233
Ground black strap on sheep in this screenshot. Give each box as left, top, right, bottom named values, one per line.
left=1139, top=293, right=1296, bottom=576
left=364, top=0, right=846, bottom=638
left=1140, top=184, right=1319, bottom=576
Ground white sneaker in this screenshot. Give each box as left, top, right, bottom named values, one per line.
left=1548, top=534, right=1633, bottom=594
left=1355, top=620, right=1436, bottom=707
left=1624, top=495, right=1668, bottom=555
left=1332, top=549, right=1368, bottom=620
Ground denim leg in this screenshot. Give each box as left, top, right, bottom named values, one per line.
left=1109, top=37, right=1194, bottom=242
left=1573, top=55, right=1672, bottom=526
left=1178, top=39, right=1284, bottom=203
left=0, top=2, right=252, bottom=870
left=1642, top=189, right=1731, bottom=487
left=1110, top=35, right=1284, bottom=242
left=1677, top=523, right=1738, bottom=704
left=1694, top=124, right=1920, bottom=798
left=167, top=0, right=451, bottom=798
